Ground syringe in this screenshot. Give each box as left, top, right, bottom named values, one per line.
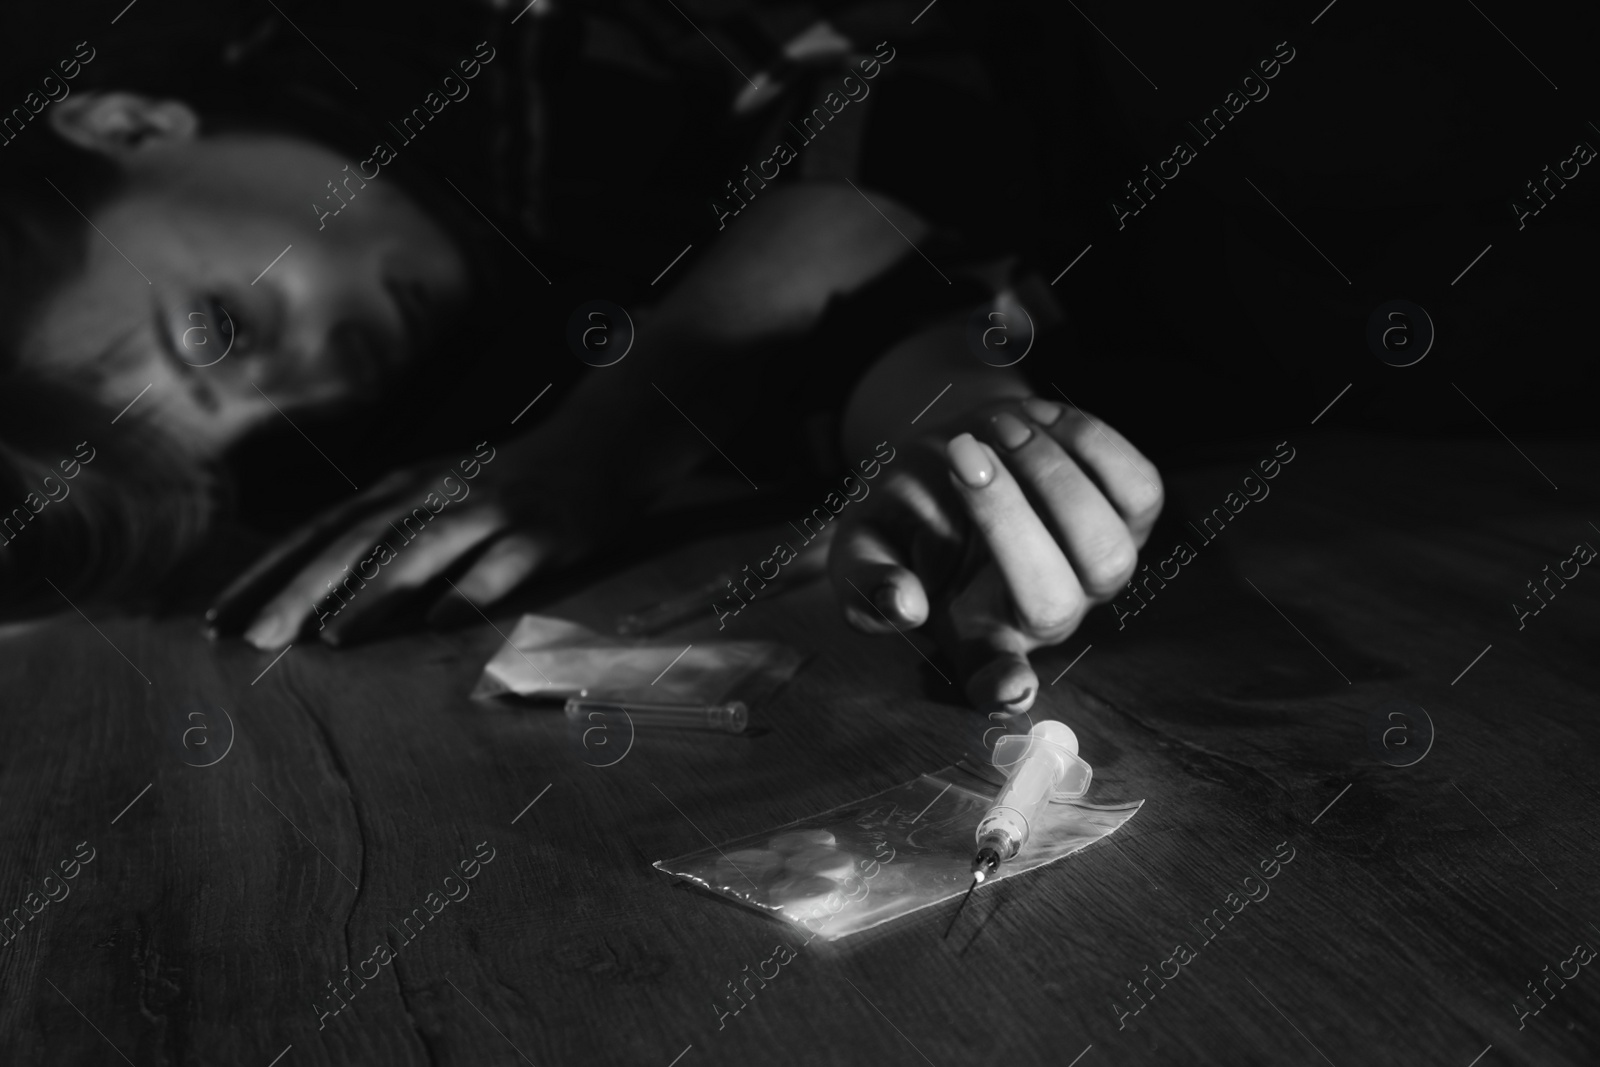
left=564, top=697, right=748, bottom=734
left=946, top=719, right=1092, bottom=936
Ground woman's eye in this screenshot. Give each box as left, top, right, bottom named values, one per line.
left=175, top=296, right=245, bottom=366
left=206, top=297, right=243, bottom=352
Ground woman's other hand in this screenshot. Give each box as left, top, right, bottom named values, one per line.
left=829, top=398, right=1162, bottom=712
left=204, top=429, right=614, bottom=649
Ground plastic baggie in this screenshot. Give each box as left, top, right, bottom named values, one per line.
left=654, top=760, right=1141, bottom=941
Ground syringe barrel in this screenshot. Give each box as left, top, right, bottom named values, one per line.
left=975, top=720, right=1081, bottom=853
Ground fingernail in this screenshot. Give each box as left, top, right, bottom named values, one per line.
left=969, top=658, right=1038, bottom=713
left=243, top=617, right=287, bottom=650
left=999, top=686, right=1034, bottom=713
left=872, top=583, right=903, bottom=620
left=947, top=433, right=994, bottom=488
left=990, top=411, right=1033, bottom=451
left=1022, top=398, right=1064, bottom=426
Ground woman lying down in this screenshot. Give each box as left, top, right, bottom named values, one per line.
left=0, top=5, right=1161, bottom=715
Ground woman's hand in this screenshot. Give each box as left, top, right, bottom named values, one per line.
left=205, top=429, right=621, bottom=650
left=828, top=397, right=1162, bottom=712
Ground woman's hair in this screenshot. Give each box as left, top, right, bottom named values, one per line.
left=0, top=7, right=513, bottom=617
left=0, top=88, right=220, bottom=616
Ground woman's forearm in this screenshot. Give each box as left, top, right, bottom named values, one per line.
left=535, top=182, right=927, bottom=503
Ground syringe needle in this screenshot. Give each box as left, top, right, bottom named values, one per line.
left=943, top=876, right=980, bottom=939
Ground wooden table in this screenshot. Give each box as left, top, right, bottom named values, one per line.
left=2, top=431, right=1596, bottom=1066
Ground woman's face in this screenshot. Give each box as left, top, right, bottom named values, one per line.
left=20, top=95, right=469, bottom=458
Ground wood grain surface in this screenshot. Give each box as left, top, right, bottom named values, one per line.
left=1, top=431, right=1596, bottom=1067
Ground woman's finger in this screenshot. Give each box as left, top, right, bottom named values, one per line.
left=426, top=532, right=553, bottom=627
left=934, top=562, right=1041, bottom=713
left=963, top=631, right=1040, bottom=714
left=317, top=507, right=508, bottom=646
left=241, top=510, right=412, bottom=650
left=825, top=451, right=968, bottom=633
left=829, top=521, right=931, bottom=633
left=847, top=452, right=970, bottom=583
left=944, top=433, right=1087, bottom=642
left=1021, top=399, right=1164, bottom=545
left=980, top=411, right=1137, bottom=600
left=205, top=467, right=420, bottom=635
